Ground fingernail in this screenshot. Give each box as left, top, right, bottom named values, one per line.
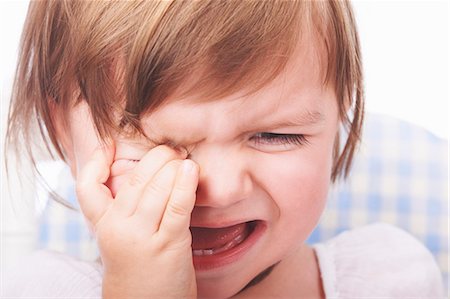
left=182, top=159, right=195, bottom=174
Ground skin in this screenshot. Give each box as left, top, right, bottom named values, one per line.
left=56, top=34, right=338, bottom=299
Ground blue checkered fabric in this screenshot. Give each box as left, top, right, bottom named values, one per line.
left=36, top=164, right=98, bottom=261
left=308, top=113, right=448, bottom=290
left=36, top=113, right=448, bottom=291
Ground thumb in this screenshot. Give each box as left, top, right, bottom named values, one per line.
left=76, top=142, right=115, bottom=225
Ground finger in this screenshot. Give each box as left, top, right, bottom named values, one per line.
left=114, top=145, right=187, bottom=216
left=159, top=159, right=199, bottom=241
left=76, top=143, right=115, bottom=225
left=134, top=160, right=183, bottom=232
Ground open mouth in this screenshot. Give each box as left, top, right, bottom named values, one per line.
left=190, top=220, right=265, bottom=271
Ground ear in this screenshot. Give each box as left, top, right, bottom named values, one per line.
left=49, top=100, right=77, bottom=177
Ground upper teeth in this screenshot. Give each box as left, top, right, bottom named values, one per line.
left=192, top=233, right=246, bottom=256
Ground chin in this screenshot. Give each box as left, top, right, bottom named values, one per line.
left=196, top=277, right=247, bottom=299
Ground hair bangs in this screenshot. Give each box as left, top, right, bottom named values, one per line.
left=120, top=1, right=305, bottom=134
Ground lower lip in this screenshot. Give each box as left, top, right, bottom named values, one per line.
left=192, top=221, right=266, bottom=271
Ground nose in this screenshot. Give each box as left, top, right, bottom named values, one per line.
left=191, top=146, right=253, bottom=208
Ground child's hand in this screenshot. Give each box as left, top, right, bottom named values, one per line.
left=76, top=143, right=198, bottom=299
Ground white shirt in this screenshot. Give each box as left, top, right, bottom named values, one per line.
left=2, top=223, right=445, bottom=298
left=314, top=223, right=445, bottom=298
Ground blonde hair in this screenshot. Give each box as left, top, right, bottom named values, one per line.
left=6, top=0, right=363, bottom=192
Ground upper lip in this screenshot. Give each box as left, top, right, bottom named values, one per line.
left=189, top=219, right=259, bottom=229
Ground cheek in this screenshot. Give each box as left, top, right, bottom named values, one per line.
left=252, top=150, right=332, bottom=264
left=273, top=155, right=330, bottom=211
left=257, top=146, right=333, bottom=229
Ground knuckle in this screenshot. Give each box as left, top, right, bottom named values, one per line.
left=128, top=172, right=147, bottom=186
left=167, top=200, right=189, bottom=217
left=144, top=160, right=181, bottom=195
left=167, top=159, right=183, bottom=170
left=147, top=179, right=170, bottom=195
left=174, top=182, right=192, bottom=193
left=157, top=160, right=182, bottom=179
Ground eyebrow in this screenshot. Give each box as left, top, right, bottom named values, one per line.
left=142, top=134, right=172, bottom=147
left=141, top=132, right=189, bottom=152
left=261, top=110, right=325, bottom=129
left=139, top=110, right=325, bottom=149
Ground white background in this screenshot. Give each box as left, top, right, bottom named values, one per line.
left=353, top=0, right=449, bottom=139
left=1, top=1, right=449, bottom=263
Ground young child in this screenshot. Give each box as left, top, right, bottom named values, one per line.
left=4, top=0, right=444, bottom=298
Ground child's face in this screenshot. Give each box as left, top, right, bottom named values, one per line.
left=64, top=40, right=339, bottom=297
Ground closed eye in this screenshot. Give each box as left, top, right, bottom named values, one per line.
left=250, top=133, right=309, bottom=146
